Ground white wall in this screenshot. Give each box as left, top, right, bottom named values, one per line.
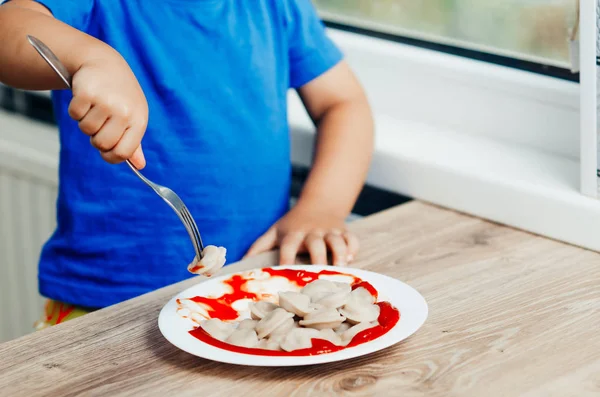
left=0, top=109, right=58, bottom=342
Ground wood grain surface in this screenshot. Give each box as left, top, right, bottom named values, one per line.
left=1, top=202, right=599, bottom=397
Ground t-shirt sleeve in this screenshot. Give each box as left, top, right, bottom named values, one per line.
left=283, top=0, right=343, bottom=89
left=32, top=0, right=95, bottom=32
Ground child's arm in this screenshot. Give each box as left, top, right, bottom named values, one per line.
left=246, top=61, right=374, bottom=266
left=0, top=0, right=147, bottom=168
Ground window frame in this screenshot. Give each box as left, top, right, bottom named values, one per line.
left=322, top=20, right=579, bottom=83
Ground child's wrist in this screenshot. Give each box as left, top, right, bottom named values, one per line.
left=293, top=193, right=351, bottom=221
left=70, top=40, right=123, bottom=75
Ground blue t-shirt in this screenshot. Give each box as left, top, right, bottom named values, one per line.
left=34, top=0, right=342, bottom=308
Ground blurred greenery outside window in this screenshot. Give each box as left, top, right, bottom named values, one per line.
left=313, top=0, right=578, bottom=69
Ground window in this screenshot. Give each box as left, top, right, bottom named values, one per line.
left=314, top=0, right=578, bottom=70
left=290, top=0, right=593, bottom=254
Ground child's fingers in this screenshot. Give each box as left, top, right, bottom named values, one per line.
left=245, top=228, right=277, bottom=258
left=78, top=105, right=108, bottom=136
left=90, top=116, right=127, bottom=152
left=102, top=122, right=144, bottom=164
left=343, top=231, right=360, bottom=262
left=324, top=232, right=347, bottom=266
left=130, top=145, right=146, bottom=169
left=68, top=94, right=92, bottom=123
left=304, top=231, right=327, bottom=265
left=279, top=232, right=305, bottom=265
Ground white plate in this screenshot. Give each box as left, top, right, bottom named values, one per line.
left=158, top=265, right=428, bottom=366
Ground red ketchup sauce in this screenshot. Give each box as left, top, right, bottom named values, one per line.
left=189, top=263, right=204, bottom=273
left=184, top=268, right=401, bottom=356
left=181, top=274, right=260, bottom=321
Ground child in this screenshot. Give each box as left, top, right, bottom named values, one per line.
left=0, top=0, right=374, bottom=325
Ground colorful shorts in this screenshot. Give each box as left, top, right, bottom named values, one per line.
left=34, top=300, right=96, bottom=330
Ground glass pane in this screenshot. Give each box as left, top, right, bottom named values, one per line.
left=314, top=0, right=577, bottom=68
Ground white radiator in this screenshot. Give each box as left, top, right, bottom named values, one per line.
left=0, top=108, right=59, bottom=343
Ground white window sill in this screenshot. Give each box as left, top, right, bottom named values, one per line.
left=289, top=98, right=600, bottom=251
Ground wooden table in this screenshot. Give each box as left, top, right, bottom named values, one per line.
left=1, top=202, right=600, bottom=397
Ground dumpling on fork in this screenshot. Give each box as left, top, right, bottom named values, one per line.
left=187, top=245, right=227, bottom=277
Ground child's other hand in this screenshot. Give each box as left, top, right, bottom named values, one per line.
left=245, top=205, right=359, bottom=266
left=68, top=56, right=148, bottom=169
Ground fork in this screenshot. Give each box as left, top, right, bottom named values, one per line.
left=27, top=35, right=205, bottom=259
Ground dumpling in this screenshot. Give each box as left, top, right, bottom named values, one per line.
left=225, top=328, right=259, bottom=348
left=351, top=286, right=376, bottom=305
left=258, top=337, right=282, bottom=351
left=280, top=328, right=321, bottom=352
left=199, top=318, right=236, bottom=341
left=267, top=332, right=286, bottom=344
left=314, top=290, right=350, bottom=309
left=249, top=301, right=279, bottom=320
left=338, top=291, right=380, bottom=324
left=339, top=303, right=380, bottom=325
left=237, top=319, right=258, bottom=330
left=278, top=291, right=313, bottom=316
left=301, top=279, right=353, bottom=302
left=299, top=307, right=346, bottom=330
left=301, top=279, right=338, bottom=302
left=333, top=322, right=351, bottom=335
left=340, top=321, right=378, bottom=343
left=317, top=328, right=344, bottom=346
left=187, top=245, right=227, bottom=277
left=255, top=308, right=295, bottom=339
left=332, top=282, right=352, bottom=295
left=258, top=332, right=286, bottom=351
left=268, top=316, right=296, bottom=339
